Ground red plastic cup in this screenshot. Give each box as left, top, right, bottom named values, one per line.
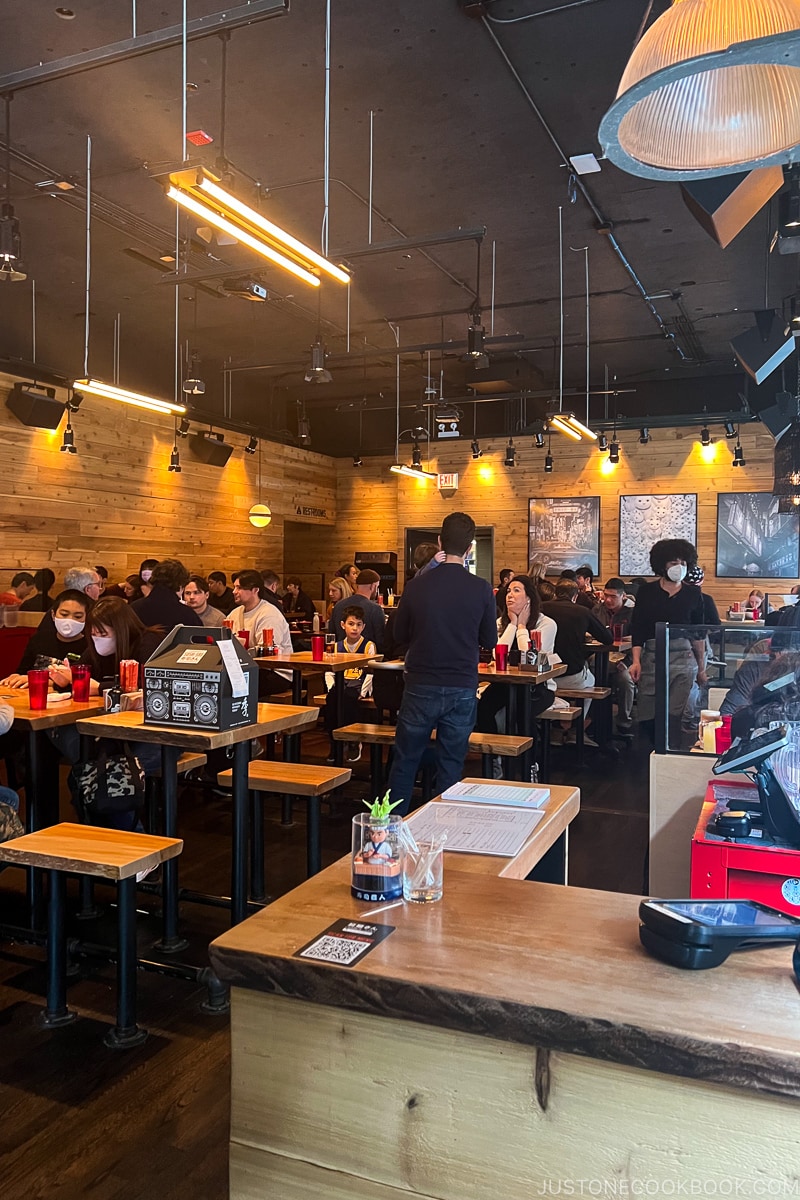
left=311, top=634, right=325, bottom=662
left=262, top=626, right=274, bottom=647
left=27, top=669, right=49, bottom=710
left=494, top=643, right=508, bottom=672
left=530, top=628, right=542, bottom=652
left=715, top=715, right=733, bottom=755
left=70, top=664, right=91, bottom=703
left=235, top=629, right=250, bottom=649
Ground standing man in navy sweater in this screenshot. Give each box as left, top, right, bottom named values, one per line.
left=387, top=511, right=497, bottom=814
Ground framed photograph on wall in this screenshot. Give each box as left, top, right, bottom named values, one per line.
left=619, top=494, right=697, bottom=577
left=528, top=496, right=600, bottom=575
left=716, top=493, right=800, bottom=578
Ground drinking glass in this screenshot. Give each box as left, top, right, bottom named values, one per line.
left=325, top=633, right=336, bottom=658
left=27, top=669, right=49, bottom=710
left=351, top=812, right=404, bottom=901
left=402, top=836, right=444, bottom=903
left=70, top=664, right=91, bottom=703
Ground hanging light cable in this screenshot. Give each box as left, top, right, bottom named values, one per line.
left=249, top=437, right=272, bottom=527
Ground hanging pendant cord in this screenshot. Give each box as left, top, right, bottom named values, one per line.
left=83, top=134, right=91, bottom=379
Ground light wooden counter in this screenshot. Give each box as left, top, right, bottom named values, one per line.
left=210, top=859, right=800, bottom=1198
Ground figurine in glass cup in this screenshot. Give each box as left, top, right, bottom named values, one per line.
left=351, top=793, right=404, bottom=902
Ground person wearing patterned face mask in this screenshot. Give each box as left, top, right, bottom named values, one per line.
left=629, top=539, right=708, bottom=747
left=0, top=589, right=91, bottom=687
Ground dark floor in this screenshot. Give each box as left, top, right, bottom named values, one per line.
left=0, top=723, right=650, bottom=1200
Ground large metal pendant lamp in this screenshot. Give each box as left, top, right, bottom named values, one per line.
left=599, top=0, right=800, bottom=181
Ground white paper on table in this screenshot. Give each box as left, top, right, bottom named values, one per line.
left=441, top=781, right=549, bottom=807
left=218, top=639, right=248, bottom=698
left=405, top=802, right=544, bottom=857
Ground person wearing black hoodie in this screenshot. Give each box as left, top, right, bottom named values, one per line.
left=130, top=559, right=202, bottom=629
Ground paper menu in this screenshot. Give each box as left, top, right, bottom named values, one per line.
left=441, top=781, right=549, bottom=808
left=405, top=802, right=544, bottom=857
left=218, top=639, right=249, bottom=698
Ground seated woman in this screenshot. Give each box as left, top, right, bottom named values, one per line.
left=48, top=597, right=168, bottom=830
left=746, top=588, right=765, bottom=615
left=0, top=588, right=92, bottom=686
left=730, top=651, right=800, bottom=742
left=477, top=574, right=558, bottom=737
left=325, top=575, right=352, bottom=628
left=121, top=574, right=144, bottom=603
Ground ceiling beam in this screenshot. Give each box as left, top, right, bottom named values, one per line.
left=0, top=0, right=289, bottom=93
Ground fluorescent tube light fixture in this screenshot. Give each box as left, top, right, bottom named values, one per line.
left=166, top=168, right=351, bottom=289
left=549, top=414, right=582, bottom=442
left=74, top=379, right=186, bottom=415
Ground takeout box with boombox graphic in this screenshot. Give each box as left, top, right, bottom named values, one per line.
left=142, top=625, right=258, bottom=731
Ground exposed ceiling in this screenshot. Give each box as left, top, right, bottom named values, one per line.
left=1, top=0, right=798, bottom=458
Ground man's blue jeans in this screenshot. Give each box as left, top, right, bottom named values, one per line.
left=387, top=683, right=477, bottom=815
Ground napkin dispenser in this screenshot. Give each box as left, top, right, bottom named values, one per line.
left=142, top=625, right=258, bottom=731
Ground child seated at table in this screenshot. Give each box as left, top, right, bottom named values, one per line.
left=324, top=606, right=376, bottom=764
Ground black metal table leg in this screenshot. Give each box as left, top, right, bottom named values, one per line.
left=520, top=686, right=533, bottom=782
left=250, top=789, right=266, bottom=902
left=527, top=830, right=568, bottom=884
left=153, top=744, right=188, bottom=953
left=333, top=673, right=345, bottom=766
left=43, top=869, right=76, bottom=1027
left=538, top=720, right=551, bottom=784
left=25, top=729, right=45, bottom=929
left=307, top=794, right=321, bottom=876
left=230, top=739, right=251, bottom=925
left=105, top=875, right=147, bottom=1048
left=291, top=671, right=302, bottom=705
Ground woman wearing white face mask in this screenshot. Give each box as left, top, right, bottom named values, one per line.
left=0, top=588, right=91, bottom=687
left=629, top=538, right=707, bottom=745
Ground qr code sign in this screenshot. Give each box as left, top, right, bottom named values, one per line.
left=300, top=935, right=368, bottom=965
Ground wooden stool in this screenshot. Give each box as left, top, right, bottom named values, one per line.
left=465, top=731, right=534, bottom=781
left=217, top=761, right=351, bottom=886
left=538, top=706, right=581, bottom=779
left=555, top=684, right=613, bottom=748
left=0, top=823, right=182, bottom=1048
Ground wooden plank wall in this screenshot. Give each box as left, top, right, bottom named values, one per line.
left=0, top=374, right=335, bottom=591
left=1, top=371, right=790, bottom=616
left=284, top=424, right=791, bottom=612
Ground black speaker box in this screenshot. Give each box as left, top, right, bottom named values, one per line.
left=189, top=432, right=233, bottom=467
left=6, top=384, right=65, bottom=429
left=681, top=166, right=783, bottom=248
left=731, top=316, right=795, bottom=386
left=758, top=392, right=794, bottom=440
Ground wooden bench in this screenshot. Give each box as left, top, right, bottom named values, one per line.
left=332, top=723, right=533, bottom=794
left=0, top=822, right=182, bottom=1048
left=217, top=761, right=351, bottom=886
left=537, top=705, right=582, bottom=779
left=555, top=684, right=613, bottom=747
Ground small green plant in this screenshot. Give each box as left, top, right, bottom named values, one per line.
left=364, top=791, right=403, bottom=821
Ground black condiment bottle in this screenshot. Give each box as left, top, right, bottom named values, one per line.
left=105, top=673, right=122, bottom=713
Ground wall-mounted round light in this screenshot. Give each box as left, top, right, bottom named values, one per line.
left=249, top=503, right=272, bottom=528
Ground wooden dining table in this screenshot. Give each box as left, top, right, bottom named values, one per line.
left=77, top=703, right=319, bottom=938
left=477, top=662, right=567, bottom=779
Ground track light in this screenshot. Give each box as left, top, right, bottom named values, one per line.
left=412, top=443, right=423, bottom=468
left=609, top=438, right=620, bottom=464
left=598, top=432, right=608, bottom=452
left=304, top=337, right=332, bottom=384
left=298, top=414, right=311, bottom=446
left=638, top=426, right=650, bottom=444
left=168, top=444, right=182, bottom=472
left=732, top=440, right=746, bottom=468
left=353, top=454, right=363, bottom=468
left=60, top=420, right=77, bottom=454
left=544, top=451, right=553, bottom=473
left=700, top=426, right=711, bottom=447
left=723, top=421, right=737, bottom=439
left=534, top=432, right=545, bottom=449
left=176, top=416, right=190, bottom=438
left=470, top=438, right=483, bottom=459
left=465, top=322, right=489, bottom=369
left=66, top=390, right=83, bottom=413
left=245, top=435, right=258, bottom=455
left=0, top=203, right=26, bottom=283
left=504, top=438, right=517, bottom=467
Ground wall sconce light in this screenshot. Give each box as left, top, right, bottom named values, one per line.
left=248, top=503, right=272, bottom=528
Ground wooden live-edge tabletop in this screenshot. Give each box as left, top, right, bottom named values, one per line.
left=210, top=860, right=800, bottom=1099
left=76, top=701, right=317, bottom=748
left=258, top=651, right=381, bottom=673
left=477, top=663, right=566, bottom=685
left=0, top=689, right=106, bottom=730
